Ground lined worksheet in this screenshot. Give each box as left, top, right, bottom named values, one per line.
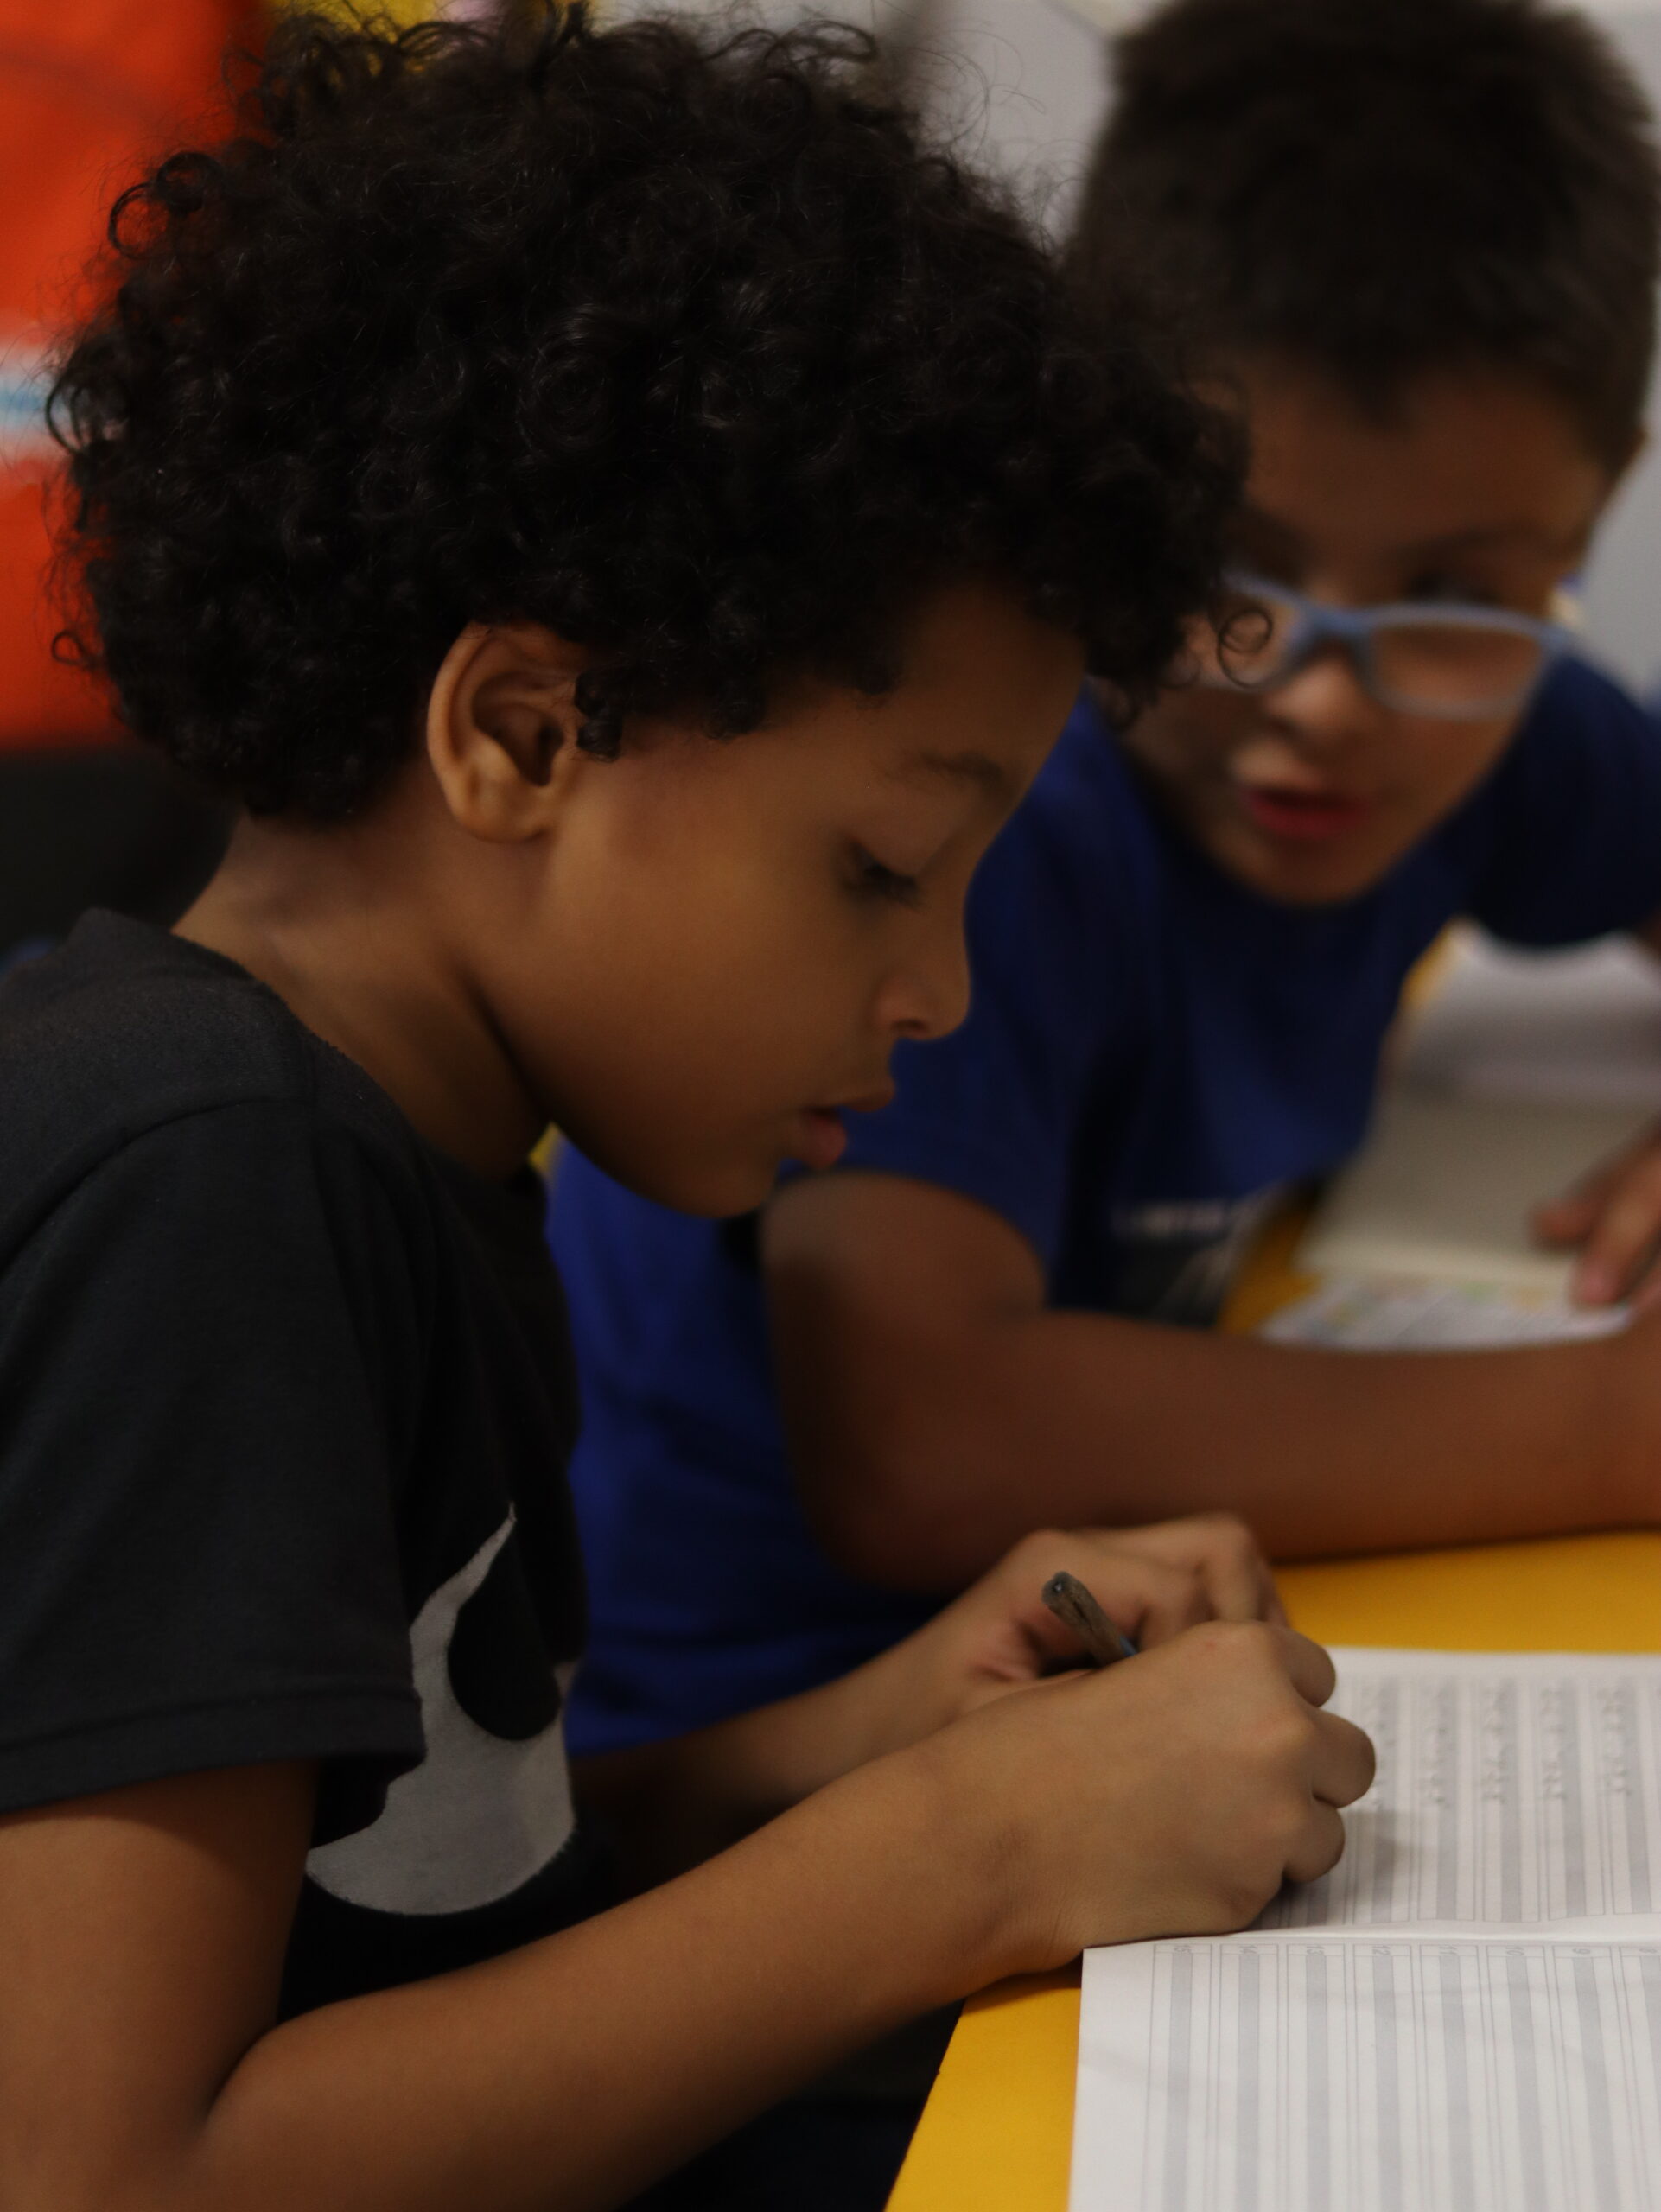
left=1070, top=1652, right=1661, bottom=2212
left=1262, top=1274, right=1629, bottom=1351
left=1073, top=1936, right=1661, bottom=2212
left=1259, top=1650, right=1661, bottom=1931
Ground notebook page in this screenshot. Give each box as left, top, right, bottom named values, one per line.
left=1258, top=1649, right=1661, bottom=1935
left=1072, top=1936, right=1661, bottom=2212
left=1295, top=1090, right=1651, bottom=1294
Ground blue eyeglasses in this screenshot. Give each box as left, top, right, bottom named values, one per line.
left=1197, top=571, right=1578, bottom=720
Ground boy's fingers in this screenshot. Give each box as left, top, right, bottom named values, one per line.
left=1534, top=1126, right=1661, bottom=1262
left=1569, top=1154, right=1661, bottom=1302
left=1308, top=1707, right=1376, bottom=1809
left=1125, top=1561, right=1216, bottom=1643
left=1047, top=1547, right=1209, bottom=1647
left=1269, top=1625, right=1337, bottom=1709
left=1282, top=1800, right=1348, bottom=1887
left=1532, top=1181, right=1607, bottom=1243
left=1193, top=1521, right=1279, bottom=1624
left=1534, top=1139, right=1638, bottom=1238
left=1112, top=1513, right=1281, bottom=1624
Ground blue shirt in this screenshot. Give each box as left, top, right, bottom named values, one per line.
left=550, top=660, right=1661, bottom=1752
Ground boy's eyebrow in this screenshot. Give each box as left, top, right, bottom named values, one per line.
left=898, top=748, right=1014, bottom=802
left=1393, top=523, right=1587, bottom=559
left=1238, top=503, right=1583, bottom=564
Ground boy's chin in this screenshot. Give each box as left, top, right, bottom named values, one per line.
left=600, top=1141, right=783, bottom=1223
left=1208, top=817, right=1412, bottom=910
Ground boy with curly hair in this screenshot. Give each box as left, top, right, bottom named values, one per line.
left=550, top=0, right=1661, bottom=1749
left=0, top=11, right=1373, bottom=2212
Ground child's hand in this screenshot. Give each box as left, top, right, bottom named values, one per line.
left=879, top=1516, right=1283, bottom=1751
left=907, top=1620, right=1375, bottom=1975
left=1533, top=1120, right=1661, bottom=1304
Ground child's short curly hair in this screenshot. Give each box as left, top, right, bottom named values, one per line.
left=51, top=6, right=1236, bottom=820
left=1073, top=0, right=1659, bottom=471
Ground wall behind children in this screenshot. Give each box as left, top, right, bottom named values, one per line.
left=628, top=0, right=1661, bottom=699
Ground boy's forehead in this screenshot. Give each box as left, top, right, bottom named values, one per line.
left=1233, top=358, right=1612, bottom=566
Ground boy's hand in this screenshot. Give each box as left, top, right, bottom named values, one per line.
left=1533, top=1119, right=1661, bottom=1304
left=584, top=1515, right=1289, bottom=1879
left=908, top=1620, right=1375, bottom=1975
left=883, top=1515, right=1283, bottom=1750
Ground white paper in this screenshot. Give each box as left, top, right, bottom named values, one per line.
left=1071, top=1652, right=1661, bottom=2212
left=1074, top=1937, right=1661, bottom=2212
left=1261, top=1274, right=1630, bottom=1350
left=1262, top=1651, right=1661, bottom=1934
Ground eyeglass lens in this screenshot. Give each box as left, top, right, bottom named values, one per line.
left=1368, top=613, right=1543, bottom=710
left=1200, top=586, right=1546, bottom=714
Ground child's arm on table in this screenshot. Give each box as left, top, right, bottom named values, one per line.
left=765, top=1170, right=1661, bottom=1580
left=578, top=1515, right=1283, bottom=1882
left=0, top=1618, right=1369, bottom=2212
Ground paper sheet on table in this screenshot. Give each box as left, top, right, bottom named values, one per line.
left=1070, top=1651, right=1661, bottom=2212
left=1263, top=1649, right=1661, bottom=1932
left=1073, top=1936, right=1661, bottom=2212
left=1261, top=1273, right=1630, bottom=1349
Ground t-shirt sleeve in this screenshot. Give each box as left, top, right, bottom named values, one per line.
left=836, top=741, right=1145, bottom=1274
left=0, top=1099, right=427, bottom=1820
left=1467, top=657, right=1661, bottom=945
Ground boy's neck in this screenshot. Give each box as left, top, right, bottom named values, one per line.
left=177, top=797, right=546, bottom=1183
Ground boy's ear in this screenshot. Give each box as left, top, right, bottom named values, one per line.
left=424, top=622, right=595, bottom=842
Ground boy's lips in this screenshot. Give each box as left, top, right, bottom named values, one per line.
left=794, top=1109, right=850, bottom=1169
left=1236, top=780, right=1375, bottom=843
left=792, top=1086, right=895, bottom=1172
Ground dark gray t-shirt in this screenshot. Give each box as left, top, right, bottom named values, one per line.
left=0, top=912, right=602, bottom=2016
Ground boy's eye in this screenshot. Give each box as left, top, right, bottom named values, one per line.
left=848, top=843, right=923, bottom=908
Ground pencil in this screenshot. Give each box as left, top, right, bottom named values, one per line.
left=1041, top=1569, right=1139, bottom=1666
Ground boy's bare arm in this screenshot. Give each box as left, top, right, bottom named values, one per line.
left=765, top=1172, right=1661, bottom=1585
left=0, top=1629, right=1370, bottom=2212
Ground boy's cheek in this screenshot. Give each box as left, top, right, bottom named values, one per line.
left=531, top=987, right=831, bottom=1215
left=1122, top=690, right=1252, bottom=794
left=1387, top=713, right=1524, bottom=834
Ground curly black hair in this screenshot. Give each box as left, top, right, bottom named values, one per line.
left=1073, top=0, right=1659, bottom=470
left=50, top=5, right=1237, bottom=820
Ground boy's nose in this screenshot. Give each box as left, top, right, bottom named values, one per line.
left=881, top=926, right=972, bottom=1046
left=1263, top=640, right=1391, bottom=753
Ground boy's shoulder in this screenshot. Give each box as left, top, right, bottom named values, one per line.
left=1453, top=654, right=1661, bottom=945
left=0, top=912, right=417, bottom=1261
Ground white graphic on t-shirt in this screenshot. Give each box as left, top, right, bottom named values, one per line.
left=306, top=1513, right=576, bottom=1916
